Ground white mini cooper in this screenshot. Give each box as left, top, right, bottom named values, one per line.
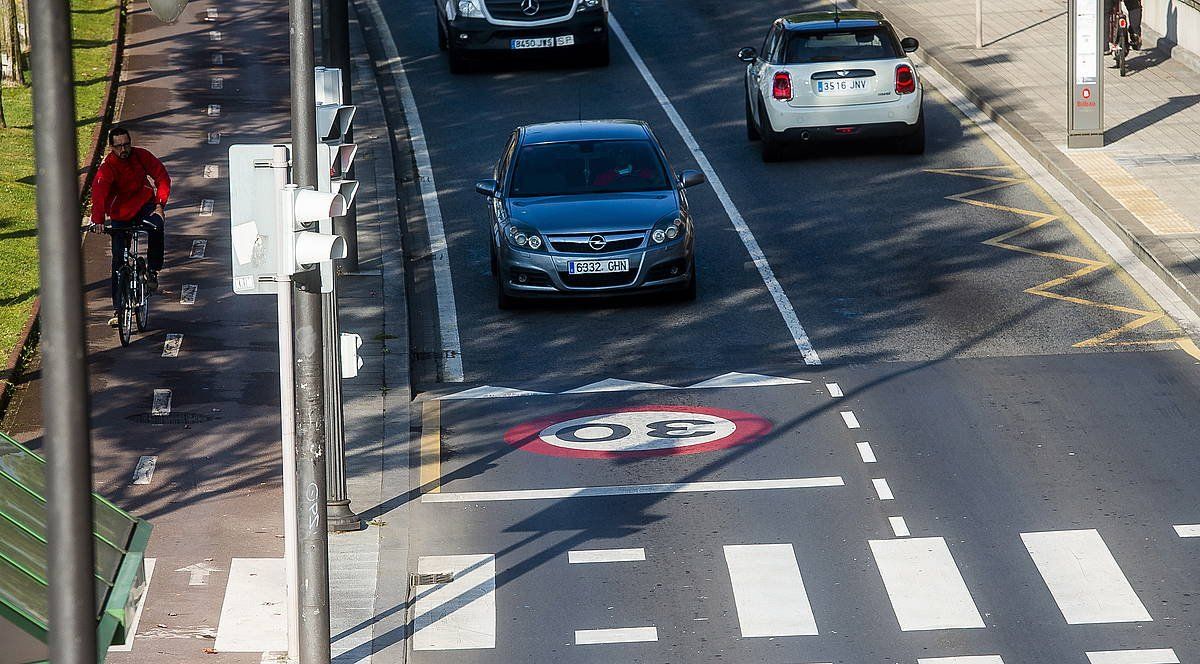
left=738, top=10, right=924, bottom=161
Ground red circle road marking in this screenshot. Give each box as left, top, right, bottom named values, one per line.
left=504, top=405, right=772, bottom=459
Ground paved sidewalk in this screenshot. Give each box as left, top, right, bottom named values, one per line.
left=861, top=0, right=1200, bottom=315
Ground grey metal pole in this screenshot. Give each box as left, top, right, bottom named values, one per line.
left=30, top=1, right=97, bottom=662
left=290, top=0, right=333, bottom=660
left=322, top=292, right=361, bottom=532
left=976, top=0, right=984, bottom=48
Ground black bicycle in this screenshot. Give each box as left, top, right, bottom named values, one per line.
left=1107, top=1, right=1130, bottom=77
left=102, top=219, right=155, bottom=346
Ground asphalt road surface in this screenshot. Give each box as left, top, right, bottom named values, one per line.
left=375, top=0, right=1200, bottom=663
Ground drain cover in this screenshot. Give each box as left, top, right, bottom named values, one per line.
left=127, top=412, right=212, bottom=425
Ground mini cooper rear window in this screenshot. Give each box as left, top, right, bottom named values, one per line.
left=784, top=28, right=898, bottom=64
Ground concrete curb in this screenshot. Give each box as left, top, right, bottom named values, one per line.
left=857, top=0, right=1200, bottom=320
left=0, top=0, right=127, bottom=418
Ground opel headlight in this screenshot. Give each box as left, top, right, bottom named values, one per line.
left=651, top=217, right=686, bottom=244
left=505, top=224, right=544, bottom=251
left=457, top=0, right=483, bottom=18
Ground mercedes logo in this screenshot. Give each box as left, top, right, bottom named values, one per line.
left=588, top=235, right=607, bottom=251
left=521, top=0, right=540, bottom=15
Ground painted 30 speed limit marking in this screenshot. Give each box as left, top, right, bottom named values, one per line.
left=505, top=405, right=772, bottom=459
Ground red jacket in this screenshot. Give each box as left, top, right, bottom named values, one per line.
left=90, top=147, right=171, bottom=223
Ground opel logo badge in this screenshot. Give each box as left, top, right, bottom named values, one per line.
left=521, top=0, right=539, bottom=15
left=588, top=235, right=607, bottom=250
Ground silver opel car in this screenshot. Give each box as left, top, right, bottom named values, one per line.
left=475, top=120, right=705, bottom=309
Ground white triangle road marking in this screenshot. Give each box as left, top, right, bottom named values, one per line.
left=687, top=372, right=810, bottom=389
left=563, top=378, right=676, bottom=393
left=439, top=385, right=550, bottom=400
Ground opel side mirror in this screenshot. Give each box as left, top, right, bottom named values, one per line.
left=475, top=179, right=499, bottom=197
left=679, top=170, right=706, bottom=189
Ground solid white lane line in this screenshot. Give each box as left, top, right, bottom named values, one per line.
left=200, top=199, right=215, bottom=216
left=870, top=537, right=985, bottom=631
left=413, top=554, right=496, bottom=650
left=857, top=442, right=877, bottom=463
left=131, top=456, right=157, bottom=485
left=916, top=653, right=1003, bottom=657
left=1021, top=529, right=1152, bottom=624
left=191, top=239, right=207, bottom=258
left=568, top=548, right=645, bottom=564
left=840, top=411, right=861, bottom=429
left=825, top=382, right=843, bottom=397
left=1086, top=649, right=1179, bottom=664
left=1174, top=524, right=1200, bottom=537
left=723, top=544, right=818, bottom=637
left=364, top=0, right=463, bottom=381
left=162, top=334, right=183, bottom=358
left=214, top=558, right=287, bottom=652
left=889, top=517, right=910, bottom=537
left=574, top=627, right=657, bottom=645
left=423, top=477, right=844, bottom=503
left=207, top=131, right=221, bottom=145
left=151, top=389, right=172, bottom=416
left=610, top=17, right=820, bottom=366
left=203, top=164, right=219, bottom=178
left=181, top=284, right=198, bottom=304
left=872, top=478, right=894, bottom=500
left=207, top=104, right=221, bottom=116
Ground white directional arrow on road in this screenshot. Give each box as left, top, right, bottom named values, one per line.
left=175, top=562, right=221, bottom=586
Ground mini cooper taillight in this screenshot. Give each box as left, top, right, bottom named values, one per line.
left=895, top=64, right=916, bottom=94
left=772, top=71, right=792, bottom=101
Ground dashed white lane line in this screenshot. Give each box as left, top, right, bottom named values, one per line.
left=889, top=516, right=910, bottom=537
left=131, top=456, right=157, bottom=485
left=919, top=657, right=1005, bottom=664
left=872, top=478, right=894, bottom=500
left=214, top=558, right=287, bottom=652
left=422, top=477, right=845, bottom=503
left=610, top=17, right=820, bottom=366
left=574, top=627, right=658, bottom=645
left=825, top=382, right=843, bottom=397
left=207, top=131, right=221, bottom=145
left=857, top=442, right=877, bottom=463
left=724, top=543, right=818, bottom=637
left=1021, top=529, right=1152, bottom=624
left=840, top=411, right=861, bottom=429
left=1086, top=649, right=1179, bottom=664
left=203, top=164, right=219, bottom=178
left=162, top=334, right=183, bottom=358
left=1173, top=524, right=1200, bottom=537
left=364, top=0, right=464, bottom=382
left=200, top=199, right=215, bottom=216
left=413, top=554, right=496, bottom=650
left=191, top=239, right=207, bottom=258
left=181, top=284, right=198, bottom=304
left=568, top=548, right=645, bottom=564
left=205, top=7, right=218, bottom=20
left=209, top=30, right=222, bottom=41
left=207, top=104, right=221, bottom=117
left=210, top=77, right=224, bottom=90
left=212, top=53, right=224, bottom=66
left=151, top=389, right=172, bottom=416
left=870, top=537, right=985, bottom=631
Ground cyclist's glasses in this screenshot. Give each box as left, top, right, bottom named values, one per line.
left=111, top=140, right=132, bottom=153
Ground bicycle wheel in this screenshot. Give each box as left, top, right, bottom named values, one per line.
left=117, top=272, right=134, bottom=347
left=1118, top=30, right=1129, bottom=76
left=135, top=269, right=150, bottom=332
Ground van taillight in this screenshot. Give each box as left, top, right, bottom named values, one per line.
left=895, top=64, right=916, bottom=94
left=772, top=71, right=792, bottom=101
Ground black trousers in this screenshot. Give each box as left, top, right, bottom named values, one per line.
left=109, top=200, right=165, bottom=310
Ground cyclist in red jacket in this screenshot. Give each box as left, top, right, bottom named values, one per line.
left=89, top=126, right=170, bottom=325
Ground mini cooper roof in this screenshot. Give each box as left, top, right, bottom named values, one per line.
left=778, top=10, right=886, bottom=32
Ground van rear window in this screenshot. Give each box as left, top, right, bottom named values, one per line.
left=784, top=28, right=898, bottom=64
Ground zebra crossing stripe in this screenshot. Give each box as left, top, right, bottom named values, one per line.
left=1086, top=649, right=1178, bottom=664
left=413, top=554, right=496, bottom=650
left=870, top=537, right=985, bottom=631
left=919, top=658, right=1004, bottom=664
left=1021, top=529, right=1151, bottom=624
left=1173, top=524, right=1200, bottom=537
left=724, top=544, right=818, bottom=637
left=568, top=548, right=644, bottom=564
left=214, top=559, right=287, bottom=652
left=574, top=627, right=657, bottom=644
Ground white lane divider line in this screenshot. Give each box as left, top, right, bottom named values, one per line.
left=840, top=411, right=861, bottom=429
left=724, top=543, right=818, bottom=637
left=205, top=7, right=218, bottom=20
left=423, top=477, right=845, bottom=503
left=1173, top=524, right=1200, bottom=537
left=207, top=131, right=221, bottom=145
left=574, top=627, right=657, bottom=645
left=207, top=104, right=221, bottom=117
left=916, top=653, right=1003, bottom=657
left=203, top=164, right=219, bottom=179
left=870, top=537, right=985, bottom=631
left=872, top=478, right=894, bottom=500
left=568, top=548, right=645, bottom=564
left=191, top=239, right=208, bottom=258
left=181, top=284, right=198, bottom=304
left=212, top=53, right=224, bottom=66
left=211, top=77, right=224, bottom=90
left=857, top=442, right=877, bottom=463
left=413, top=554, right=496, bottom=650
left=151, top=389, right=172, bottom=416
left=889, top=516, right=910, bottom=537
left=364, top=0, right=463, bottom=382
left=825, top=382, right=843, bottom=397
left=214, top=558, right=287, bottom=653
left=1021, top=529, right=1152, bottom=624
left=162, top=334, right=183, bottom=358
left=200, top=199, right=215, bottom=216
left=1086, top=649, right=1179, bottom=664
left=131, top=456, right=157, bottom=485
left=610, top=17, right=821, bottom=366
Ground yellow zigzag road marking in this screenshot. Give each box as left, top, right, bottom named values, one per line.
left=927, top=166, right=1192, bottom=352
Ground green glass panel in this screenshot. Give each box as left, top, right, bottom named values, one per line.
left=0, top=474, right=47, bottom=540
left=91, top=495, right=135, bottom=551
left=0, top=516, right=45, bottom=580
left=0, top=560, right=48, bottom=627
left=0, top=444, right=47, bottom=497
